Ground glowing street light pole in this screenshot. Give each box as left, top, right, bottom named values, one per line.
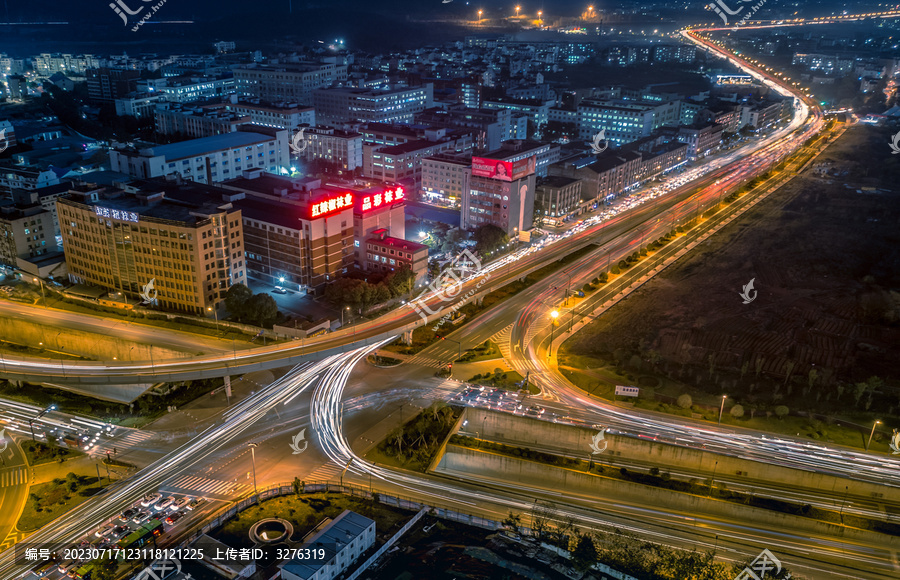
left=248, top=442, right=258, bottom=494
left=207, top=306, right=219, bottom=334
left=515, top=5, right=520, bottom=18
left=537, top=10, right=542, bottom=23
left=548, top=310, right=559, bottom=359
left=33, top=277, right=46, bottom=308
left=718, top=395, right=727, bottom=425
left=478, top=9, right=483, bottom=23
left=866, top=420, right=882, bottom=451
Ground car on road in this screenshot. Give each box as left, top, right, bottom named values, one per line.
left=132, top=511, right=151, bottom=524
left=170, top=497, right=190, bottom=511
left=119, top=508, right=138, bottom=522
left=140, top=493, right=162, bottom=508
left=112, top=525, right=129, bottom=538
left=155, top=496, right=176, bottom=511
left=272, top=286, right=287, bottom=294
left=186, top=498, right=204, bottom=511
left=525, top=405, right=545, bottom=416
left=94, top=524, right=115, bottom=537
left=165, top=511, right=184, bottom=525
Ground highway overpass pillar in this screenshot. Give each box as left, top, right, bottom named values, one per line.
left=401, top=329, right=414, bottom=344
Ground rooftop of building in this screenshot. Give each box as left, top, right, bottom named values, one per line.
left=281, top=510, right=374, bottom=580
left=538, top=175, right=581, bottom=189
left=60, top=178, right=236, bottom=225
left=139, top=131, right=276, bottom=160
left=367, top=231, right=428, bottom=253
left=234, top=61, right=343, bottom=72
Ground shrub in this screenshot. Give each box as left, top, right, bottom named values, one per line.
left=610, top=265, right=621, bottom=275
left=598, top=272, right=609, bottom=283
left=775, top=405, right=789, bottom=419
left=730, top=404, right=745, bottom=418
left=649, top=467, right=660, bottom=476
left=676, top=394, right=693, bottom=409
left=617, top=260, right=629, bottom=270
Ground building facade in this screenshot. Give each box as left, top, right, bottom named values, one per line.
left=233, top=62, right=348, bottom=104
left=313, top=84, right=434, bottom=125
left=57, top=182, right=247, bottom=314
left=109, top=131, right=290, bottom=185
left=462, top=154, right=536, bottom=235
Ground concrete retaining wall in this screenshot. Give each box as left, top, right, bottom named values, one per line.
left=0, top=317, right=190, bottom=362
left=437, top=444, right=900, bottom=548
left=463, top=408, right=899, bottom=503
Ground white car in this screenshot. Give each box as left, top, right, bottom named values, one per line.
left=170, top=497, right=190, bottom=511
left=155, top=496, right=176, bottom=511
left=140, top=493, right=162, bottom=508
left=94, top=524, right=115, bottom=538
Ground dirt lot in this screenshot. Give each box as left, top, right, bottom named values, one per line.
left=560, top=124, right=900, bottom=433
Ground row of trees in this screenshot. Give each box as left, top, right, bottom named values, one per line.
left=324, top=266, right=417, bottom=313
left=502, top=508, right=796, bottom=578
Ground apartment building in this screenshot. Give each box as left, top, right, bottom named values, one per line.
left=421, top=153, right=472, bottom=206
left=154, top=103, right=250, bottom=138
left=109, top=131, right=289, bottom=184
left=0, top=190, right=57, bottom=266
left=364, top=228, right=428, bottom=284
left=300, top=126, right=364, bottom=171
left=280, top=511, right=375, bottom=580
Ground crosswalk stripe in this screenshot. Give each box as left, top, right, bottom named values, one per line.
left=162, top=474, right=249, bottom=495
left=0, top=467, right=26, bottom=488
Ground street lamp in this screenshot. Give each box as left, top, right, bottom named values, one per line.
left=537, top=10, right=542, bottom=22
left=478, top=9, right=483, bottom=22
left=718, top=395, right=727, bottom=425
left=515, top=5, right=520, bottom=18
left=866, top=420, right=882, bottom=451
left=341, top=306, right=350, bottom=328
left=33, top=277, right=46, bottom=308
left=548, top=310, right=559, bottom=359
left=29, top=404, right=56, bottom=442
left=247, top=442, right=258, bottom=494
left=207, top=306, right=219, bottom=334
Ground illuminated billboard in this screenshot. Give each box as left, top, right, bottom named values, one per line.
left=94, top=206, right=139, bottom=223
left=472, top=156, right=536, bottom=182
left=360, top=186, right=405, bottom=212
left=309, top=192, right=353, bottom=219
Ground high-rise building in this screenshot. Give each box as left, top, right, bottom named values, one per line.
left=462, top=153, right=536, bottom=235
left=85, top=68, right=141, bottom=102
left=421, top=153, right=472, bottom=206
left=233, top=62, right=348, bottom=104
left=219, top=171, right=355, bottom=292
left=57, top=181, right=246, bottom=314
left=313, top=84, right=434, bottom=125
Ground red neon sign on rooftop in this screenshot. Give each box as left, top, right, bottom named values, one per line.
left=310, top=192, right=353, bottom=218
left=361, top=186, right=404, bottom=212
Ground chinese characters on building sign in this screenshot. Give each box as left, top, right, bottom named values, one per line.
left=614, top=385, right=639, bottom=397
left=361, top=187, right=405, bottom=212
left=310, top=193, right=354, bottom=218
left=94, top=206, right=139, bottom=223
